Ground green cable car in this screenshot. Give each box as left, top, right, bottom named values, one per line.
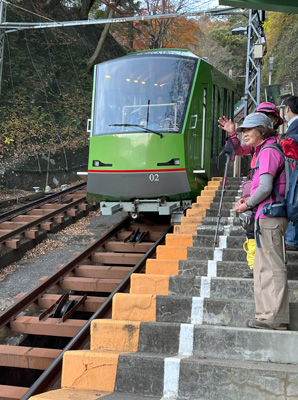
left=86, top=49, right=235, bottom=219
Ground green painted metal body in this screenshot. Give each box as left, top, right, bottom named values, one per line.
left=87, top=50, right=235, bottom=204
left=219, top=0, right=298, bottom=13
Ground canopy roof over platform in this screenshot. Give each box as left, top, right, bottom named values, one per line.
left=218, top=0, right=298, bottom=14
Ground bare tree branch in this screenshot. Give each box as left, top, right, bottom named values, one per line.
left=87, top=6, right=114, bottom=68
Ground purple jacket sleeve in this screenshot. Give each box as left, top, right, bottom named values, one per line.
left=228, top=132, right=253, bottom=156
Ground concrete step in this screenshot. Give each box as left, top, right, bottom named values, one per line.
left=188, top=246, right=298, bottom=265
left=135, top=316, right=298, bottom=355
left=197, top=225, right=245, bottom=236
left=201, top=216, right=241, bottom=226
left=215, top=189, right=241, bottom=196
left=188, top=247, right=247, bottom=262
left=168, top=275, right=298, bottom=302
left=113, top=351, right=298, bottom=399
left=193, top=234, right=248, bottom=248
left=210, top=196, right=240, bottom=202
left=179, top=258, right=298, bottom=279
left=154, top=295, right=298, bottom=330
left=209, top=201, right=239, bottom=210
left=205, top=208, right=233, bottom=217
left=179, top=355, right=298, bottom=399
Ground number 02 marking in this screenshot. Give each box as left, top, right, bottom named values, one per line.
left=149, top=173, right=159, bottom=182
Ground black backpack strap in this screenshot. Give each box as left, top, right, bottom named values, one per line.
left=251, top=144, right=286, bottom=250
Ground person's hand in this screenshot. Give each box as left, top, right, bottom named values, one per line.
left=234, top=198, right=249, bottom=212
left=218, top=116, right=236, bottom=135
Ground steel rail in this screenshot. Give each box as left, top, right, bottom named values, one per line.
left=0, top=182, right=86, bottom=223
left=0, top=194, right=86, bottom=245
left=21, top=222, right=172, bottom=399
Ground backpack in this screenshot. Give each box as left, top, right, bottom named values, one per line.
left=253, top=143, right=298, bottom=247
left=254, top=143, right=298, bottom=223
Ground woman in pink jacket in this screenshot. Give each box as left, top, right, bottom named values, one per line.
left=233, top=112, right=288, bottom=330
left=218, top=103, right=283, bottom=278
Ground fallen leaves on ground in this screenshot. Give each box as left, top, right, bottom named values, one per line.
left=23, top=238, right=68, bottom=260
left=60, top=209, right=101, bottom=235
left=0, top=263, right=17, bottom=282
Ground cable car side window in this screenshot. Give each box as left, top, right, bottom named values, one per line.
left=92, top=55, right=197, bottom=136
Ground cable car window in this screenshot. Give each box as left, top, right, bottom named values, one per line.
left=92, top=55, right=197, bottom=136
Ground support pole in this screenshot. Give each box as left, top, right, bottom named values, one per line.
left=244, top=9, right=266, bottom=117
left=0, top=0, right=7, bottom=98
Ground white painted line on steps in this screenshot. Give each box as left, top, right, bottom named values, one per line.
left=163, top=357, right=180, bottom=398
left=207, top=260, right=217, bottom=277
left=190, top=296, right=204, bottom=324
left=223, top=225, right=232, bottom=235
left=178, top=323, right=194, bottom=355
left=200, top=276, right=211, bottom=298
left=218, top=235, right=227, bottom=248
left=213, top=248, right=223, bottom=261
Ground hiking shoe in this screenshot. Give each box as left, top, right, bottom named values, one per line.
left=243, top=271, right=253, bottom=279
left=246, top=319, right=288, bottom=330
left=286, top=244, right=298, bottom=251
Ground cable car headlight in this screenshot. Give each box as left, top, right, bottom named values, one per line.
left=174, top=159, right=180, bottom=165
left=93, top=160, right=100, bottom=167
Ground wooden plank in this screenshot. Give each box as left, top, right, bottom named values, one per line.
left=117, top=230, right=161, bottom=241
left=75, top=265, right=132, bottom=279
left=66, top=208, right=78, bottom=217
left=24, top=230, right=39, bottom=239
left=27, top=209, right=52, bottom=215
left=0, top=222, right=24, bottom=229
left=41, top=204, right=65, bottom=209
left=10, top=316, right=86, bottom=337
left=54, top=215, right=64, bottom=223
left=5, top=239, right=20, bottom=249
left=14, top=293, right=106, bottom=313
left=40, top=222, right=53, bottom=230
left=105, top=241, right=153, bottom=253
left=0, top=230, right=11, bottom=235
left=59, top=277, right=122, bottom=292
left=12, top=216, right=38, bottom=222
left=0, top=385, right=29, bottom=400
left=0, top=345, right=61, bottom=370
left=91, top=252, right=143, bottom=265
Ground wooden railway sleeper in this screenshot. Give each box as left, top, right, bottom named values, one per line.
left=0, top=197, right=87, bottom=246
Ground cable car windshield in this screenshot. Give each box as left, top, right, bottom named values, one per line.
left=92, top=54, right=197, bottom=136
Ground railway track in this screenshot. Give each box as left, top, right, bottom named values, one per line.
left=0, top=214, right=172, bottom=400
left=0, top=183, right=94, bottom=269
